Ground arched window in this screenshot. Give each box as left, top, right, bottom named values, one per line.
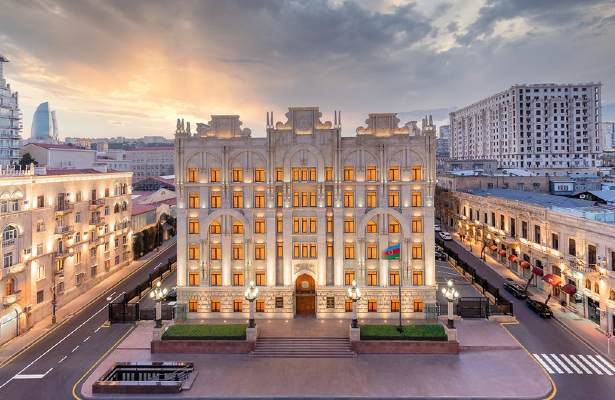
left=210, top=221, right=221, bottom=234
left=366, top=220, right=378, bottom=233
left=232, top=221, right=244, bottom=234
left=610, top=290, right=615, bottom=302
left=5, top=277, right=15, bottom=296
left=114, top=203, right=120, bottom=213
left=594, top=282, right=600, bottom=294
left=122, top=201, right=128, bottom=211
left=585, top=279, right=591, bottom=290
left=2, top=225, right=18, bottom=242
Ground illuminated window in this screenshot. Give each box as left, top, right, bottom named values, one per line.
left=309, top=167, right=317, bottom=181
left=254, top=192, right=265, bottom=208
left=293, top=192, right=300, bottom=207
left=411, top=191, right=423, bottom=207
left=411, top=165, right=423, bottom=181
left=327, top=243, right=333, bottom=257
left=210, top=245, right=221, bottom=260
left=254, top=219, right=266, bottom=234
left=188, top=219, right=200, bottom=234
left=276, top=191, right=283, bottom=207
left=232, top=272, right=244, bottom=286
left=388, top=191, right=400, bottom=207
left=292, top=168, right=301, bottom=181
left=256, top=299, right=265, bottom=312
left=211, top=299, right=220, bottom=312
left=345, top=299, right=353, bottom=312
left=254, top=244, right=266, bottom=260
left=233, top=299, right=243, bottom=312
left=276, top=217, right=283, bottom=233
left=232, top=221, right=243, bottom=234
left=412, top=218, right=423, bottom=233
left=413, top=299, right=424, bottom=312
left=254, top=168, right=265, bottom=182
left=367, top=243, right=378, bottom=259
left=344, top=218, right=355, bottom=233
left=366, top=191, right=377, bottom=208
left=344, top=244, right=355, bottom=259
left=310, top=244, right=317, bottom=258
left=412, top=244, right=423, bottom=259
left=391, top=298, right=400, bottom=312
left=344, top=271, right=355, bottom=285
left=210, top=192, right=221, bottom=208
left=389, top=271, right=400, bottom=286
left=366, top=220, right=377, bottom=233
left=189, top=272, right=200, bottom=286
left=343, top=166, right=355, bottom=181
left=210, top=272, right=221, bottom=286
left=327, top=216, right=333, bottom=233
left=343, top=191, right=354, bottom=207
left=309, top=192, right=316, bottom=207
left=301, top=168, right=308, bottom=181
left=388, top=166, right=400, bottom=181
left=412, top=271, right=424, bottom=286
left=293, top=243, right=300, bottom=258
left=255, top=272, right=266, bottom=286
left=326, top=191, right=333, bottom=207
left=275, top=168, right=284, bottom=182
left=277, top=243, right=283, bottom=258
left=210, top=168, right=221, bottom=183
left=301, top=244, right=308, bottom=258
left=368, top=299, right=377, bottom=312
left=293, top=218, right=300, bottom=234
left=366, top=165, right=377, bottom=181
left=232, top=245, right=244, bottom=260
left=301, top=217, right=308, bottom=233
left=188, top=298, right=198, bottom=312
left=210, top=221, right=221, bottom=234
left=309, top=217, right=317, bottom=233
left=232, top=192, right=243, bottom=208
left=187, top=167, right=199, bottom=183
left=389, top=220, right=400, bottom=233
left=188, top=193, right=199, bottom=209
left=367, top=271, right=378, bottom=286
left=188, top=244, right=200, bottom=260
left=325, top=167, right=333, bottom=181
left=232, top=168, right=243, bottom=182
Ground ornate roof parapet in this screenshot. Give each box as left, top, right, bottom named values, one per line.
left=356, top=113, right=410, bottom=137
left=421, top=114, right=436, bottom=137
left=273, top=107, right=334, bottom=134
left=197, top=115, right=251, bottom=138
left=175, top=118, right=189, bottom=137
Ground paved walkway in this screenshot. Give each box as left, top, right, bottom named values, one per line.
left=457, top=234, right=614, bottom=361
left=0, top=238, right=176, bottom=366
left=79, top=319, right=552, bottom=399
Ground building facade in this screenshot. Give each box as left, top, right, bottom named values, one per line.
left=602, top=122, right=615, bottom=150
left=437, top=189, right=615, bottom=334
left=125, top=147, right=175, bottom=179
left=0, top=55, right=21, bottom=167
left=175, top=107, right=437, bottom=320
left=450, top=83, right=603, bottom=169
left=22, top=143, right=97, bottom=169
left=30, top=102, right=59, bottom=143
left=0, top=166, right=132, bottom=345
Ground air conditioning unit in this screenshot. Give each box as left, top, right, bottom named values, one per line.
left=23, top=248, right=32, bottom=255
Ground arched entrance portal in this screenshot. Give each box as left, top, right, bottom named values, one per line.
left=295, top=274, right=316, bottom=317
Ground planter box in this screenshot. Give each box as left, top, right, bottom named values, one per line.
left=352, top=340, right=459, bottom=354
left=151, top=340, right=255, bottom=354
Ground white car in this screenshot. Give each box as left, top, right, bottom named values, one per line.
left=434, top=224, right=441, bottom=232
left=438, top=231, right=452, bottom=241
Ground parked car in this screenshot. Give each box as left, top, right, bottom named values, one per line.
left=164, top=287, right=177, bottom=302
left=435, top=251, right=448, bottom=261
left=526, top=298, right=553, bottom=318
left=503, top=281, right=527, bottom=299
left=438, top=231, right=452, bottom=241
left=434, top=224, right=441, bottom=232
left=435, top=244, right=444, bottom=253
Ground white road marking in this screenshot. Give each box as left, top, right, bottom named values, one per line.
left=559, top=354, right=582, bottom=374
left=71, top=345, right=79, bottom=353
left=595, top=355, right=615, bottom=374
left=58, top=356, right=67, bottom=364
left=586, top=355, right=613, bottom=376
left=0, top=291, right=125, bottom=390
left=578, top=355, right=603, bottom=375
left=541, top=354, right=564, bottom=374
left=14, top=368, right=53, bottom=379
left=94, top=326, right=101, bottom=333
left=569, top=355, right=592, bottom=374
left=83, top=336, right=90, bottom=343
left=550, top=354, right=573, bottom=374
left=533, top=354, right=555, bottom=374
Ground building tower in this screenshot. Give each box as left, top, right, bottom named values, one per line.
left=0, top=54, right=22, bottom=166
left=31, top=101, right=59, bottom=143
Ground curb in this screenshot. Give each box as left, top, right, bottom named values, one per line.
left=551, top=314, right=613, bottom=361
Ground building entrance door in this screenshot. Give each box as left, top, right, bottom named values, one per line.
left=295, top=274, right=316, bottom=317
left=588, top=297, right=600, bottom=325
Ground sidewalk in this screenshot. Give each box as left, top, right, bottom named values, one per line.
left=454, top=234, right=614, bottom=361
left=0, top=238, right=176, bottom=367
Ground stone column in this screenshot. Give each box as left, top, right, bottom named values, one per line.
left=176, top=208, right=187, bottom=287
left=266, top=214, right=276, bottom=286
left=379, top=224, right=388, bottom=287
left=222, top=216, right=232, bottom=286
left=333, top=208, right=344, bottom=286
left=317, top=210, right=327, bottom=286
left=283, top=208, right=293, bottom=285
left=423, top=206, right=436, bottom=286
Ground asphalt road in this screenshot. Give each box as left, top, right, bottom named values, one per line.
left=442, top=238, right=615, bottom=400
left=0, top=244, right=177, bottom=400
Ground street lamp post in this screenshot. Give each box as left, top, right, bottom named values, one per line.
left=347, top=280, right=362, bottom=329
left=244, top=280, right=259, bottom=328
left=149, top=281, right=168, bottom=328
left=441, top=279, right=459, bottom=329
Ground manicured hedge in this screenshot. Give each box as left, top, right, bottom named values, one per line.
left=162, top=324, right=247, bottom=340
left=360, top=324, right=447, bottom=341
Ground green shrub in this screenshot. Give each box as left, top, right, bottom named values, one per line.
left=162, top=324, right=247, bottom=340
left=360, top=324, right=447, bottom=341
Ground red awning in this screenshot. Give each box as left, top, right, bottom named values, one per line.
left=520, top=260, right=531, bottom=269
left=498, top=250, right=507, bottom=256
left=562, top=283, right=577, bottom=295
left=532, top=266, right=544, bottom=277
left=489, top=245, right=497, bottom=251
left=543, top=274, right=563, bottom=286
left=508, top=255, right=518, bottom=262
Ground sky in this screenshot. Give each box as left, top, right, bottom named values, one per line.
left=1, top=0, right=615, bottom=139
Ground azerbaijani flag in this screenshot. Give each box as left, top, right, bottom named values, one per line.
left=383, top=243, right=401, bottom=260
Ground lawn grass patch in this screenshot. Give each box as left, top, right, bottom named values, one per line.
left=360, top=324, right=447, bottom=341
left=162, top=324, right=247, bottom=340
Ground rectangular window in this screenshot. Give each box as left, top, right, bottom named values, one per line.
left=551, top=233, right=559, bottom=250
left=189, top=193, right=199, bottom=208
left=254, top=168, right=265, bottom=182
left=391, top=298, right=400, bottom=312
left=210, top=245, right=221, bottom=260
left=412, top=244, right=423, bottom=259
left=367, top=221, right=377, bottom=233
left=388, top=191, right=400, bottom=207
left=256, top=299, right=265, bottom=312
left=389, top=271, right=400, bottom=286
left=210, top=222, right=221, bottom=234
left=254, top=244, right=266, bottom=260
left=231, top=222, right=242, bottom=234
left=343, top=191, right=354, bottom=207
left=344, top=244, right=355, bottom=259
left=232, top=245, right=244, bottom=260
left=254, top=219, right=266, bottom=234
left=345, top=299, right=353, bottom=312
left=368, top=299, right=377, bottom=312
left=327, top=216, right=333, bottom=233
left=510, top=217, right=516, bottom=237
left=389, top=220, right=400, bottom=233
left=189, top=299, right=198, bottom=312
left=344, top=271, right=355, bottom=285
left=367, top=244, right=378, bottom=259
left=210, top=168, right=221, bottom=183
left=188, top=219, right=200, bottom=234
left=309, top=167, right=317, bottom=181
left=343, top=166, right=355, bottom=181
left=293, top=243, right=301, bottom=258
left=325, top=167, right=333, bottom=181
left=411, top=165, right=422, bottom=181
left=211, top=272, right=221, bottom=286
left=232, top=168, right=243, bottom=182
left=388, top=166, right=400, bottom=181
left=411, top=218, right=423, bottom=233
left=568, top=238, right=576, bottom=256
left=309, top=217, right=317, bottom=233
left=211, top=300, right=220, bottom=312
left=367, top=271, right=378, bottom=286
left=344, top=218, right=355, bottom=233
left=277, top=243, right=283, bottom=258
left=412, top=271, right=424, bottom=286
left=256, top=272, right=266, bottom=286
left=232, top=192, right=243, bottom=208
left=210, top=192, right=221, bottom=208
left=276, top=191, right=283, bottom=207
left=276, top=168, right=284, bottom=182
left=309, top=243, right=317, bottom=258
left=366, top=165, right=377, bottom=181
left=327, top=243, right=333, bottom=257
left=326, top=297, right=335, bottom=309
left=411, top=192, right=422, bottom=207
left=276, top=217, right=283, bottom=233
left=275, top=297, right=284, bottom=308
left=588, top=244, right=597, bottom=266
left=187, top=167, right=199, bottom=183
left=189, top=245, right=200, bottom=260
left=413, top=299, right=424, bottom=312
left=366, top=191, right=377, bottom=208
left=254, top=192, right=265, bottom=208
left=292, top=168, right=301, bottom=181
left=521, top=221, right=528, bottom=239
left=233, top=272, right=244, bottom=286
left=233, top=299, right=243, bottom=312
left=534, top=225, right=541, bottom=244
left=189, top=272, right=200, bottom=286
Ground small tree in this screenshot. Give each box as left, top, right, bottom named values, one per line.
left=133, top=233, right=144, bottom=258
left=18, top=153, right=38, bottom=169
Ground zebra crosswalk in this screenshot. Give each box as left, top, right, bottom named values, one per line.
left=532, top=353, right=615, bottom=376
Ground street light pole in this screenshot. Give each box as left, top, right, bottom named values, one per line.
left=244, top=281, right=259, bottom=328
left=441, top=279, right=459, bottom=329
left=149, top=281, right=168, bottom=328
left=347, top=280, right=362, bottom=329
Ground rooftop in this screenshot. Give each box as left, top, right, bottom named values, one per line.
left=26, top=142, right=92, bottom=151
left=468, top=189, right=595, bottom=209
left=125, top=146, right=174, bottom=151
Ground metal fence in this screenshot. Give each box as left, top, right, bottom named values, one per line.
left=139, top=305, right=175, bottom=321
left=108, top=303, right=140, bottom=323
left=123, top=256, right=176, bottom=304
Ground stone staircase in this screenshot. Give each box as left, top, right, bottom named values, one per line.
left=250, top=337, right=355, bottom=358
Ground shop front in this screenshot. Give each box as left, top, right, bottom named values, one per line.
left=587, top=297, right=601, bottom=325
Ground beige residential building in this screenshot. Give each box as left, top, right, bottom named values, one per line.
left=0, top=166, right=132, bottom=345
left=174, top=107, right=437, bottom=320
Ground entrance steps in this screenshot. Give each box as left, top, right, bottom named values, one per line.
left=250, top=337, right=355, bottom=358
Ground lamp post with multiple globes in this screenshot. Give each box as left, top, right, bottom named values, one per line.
left=244, top=281, right=259, bottom=328
left=149, top=281, right=168, bottom=328
left=347, top=280, right=362, bottom=329
left=441, top=279, right=459, bottom=329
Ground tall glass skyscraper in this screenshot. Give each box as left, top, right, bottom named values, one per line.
left=0, top=54, right=22, bottom=166
left=31, top=101, right=59, bottom=142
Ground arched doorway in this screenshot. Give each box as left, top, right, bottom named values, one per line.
left=295, top=274, right=316, bottom=317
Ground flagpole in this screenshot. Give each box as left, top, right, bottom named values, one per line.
left=398, top=242, right=403, bottom=333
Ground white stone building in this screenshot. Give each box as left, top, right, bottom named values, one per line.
left=0, top=55, right=21, bottom=167
left=174, top=107, right=437, bottom=320
left=22, top=143, right=97, bottom=169
left=0, top=166, right=132, bottom=345
left=450, top=83, right=603, bottom=169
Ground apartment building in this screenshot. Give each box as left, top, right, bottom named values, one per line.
left=174, top=107, right=437, bottom=320
left=0, top=166, right=132, bottom=345
left=0, top=55, right=21, bottom=166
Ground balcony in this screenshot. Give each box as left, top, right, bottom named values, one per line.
left=54, top=247, right=73, bottom=259
left=2, top=291, right=21, bottom=306
left=89, top=198, right=105, bottom=209
left=89, top=217, right=105, bottom=226
left=55, top=225, right=75, bottom=236
left=55, top=202, right=74, bottom=215
left=7, top=262, right=25, bottom=275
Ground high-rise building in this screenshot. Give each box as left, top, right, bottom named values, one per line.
left=601, top=121, right=615, bottom=150
left=30, top=102, right=59, bottom=142
left=436, top=125, right=450, bottom=157
left=174, top=107, right=436, bottom=320
left=0, top=55, right=22, bottom=166
left=450, top=83, right=602, bottom=169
